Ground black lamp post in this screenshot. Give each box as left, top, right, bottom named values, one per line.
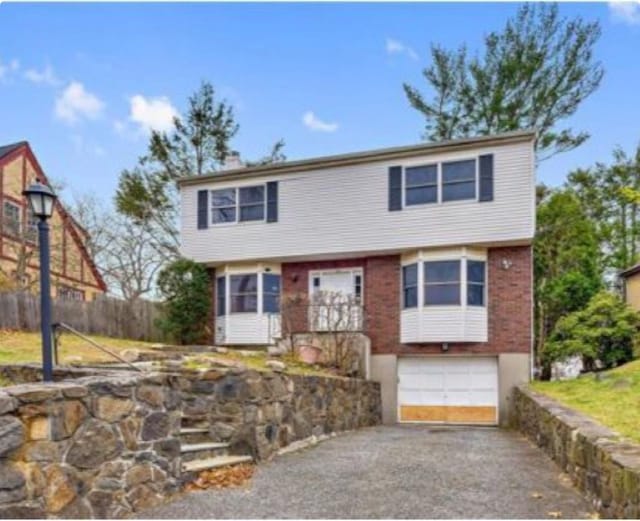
left=23, top=181, right=57, bottom=382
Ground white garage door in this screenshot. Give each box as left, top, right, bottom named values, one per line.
left=398, top=357, right=498, bottom=425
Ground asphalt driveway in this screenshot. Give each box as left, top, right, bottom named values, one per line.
left=139, top=425, right=594, bottom=519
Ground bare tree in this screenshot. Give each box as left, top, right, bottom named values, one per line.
left=68, top=194, right=164, bottom=301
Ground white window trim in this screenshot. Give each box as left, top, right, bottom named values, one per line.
left=217, top=264, right=281, bottom=316
left=210, top=184, right=267, bottom=226
left=307, top=268, right=364, bottom=302
left=402, top=157, right=479, bottom=209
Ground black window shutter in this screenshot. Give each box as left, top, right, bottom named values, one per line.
left=197, top=190, right=209, bottom=229
left=388, top=166, right=403, bottom=211
left=479, top=154, right=494, bottom=202
left=266, top=181, right=278, bottom=223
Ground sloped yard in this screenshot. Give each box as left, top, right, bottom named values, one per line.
left=532, top=359, right=640, bottom=443
left=0, top=330, right=331, bottom=377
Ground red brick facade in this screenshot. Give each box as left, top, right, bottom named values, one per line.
left=281, top=245, right=532, bottom=355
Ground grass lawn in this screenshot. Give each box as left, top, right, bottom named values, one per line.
left=0, top=330, right=333, bottom=378
left=0, top=329, right=157, bottom=365
left=531, top=359, right=640, bottom=443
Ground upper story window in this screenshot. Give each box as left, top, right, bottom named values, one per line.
left=211, top=185, right=265, bottom=225
left=211, top=188, right=236, bottom=224
left=402, top=264, right=418, bottom=308
left=230, top=274, right=258, bottom=313
left=398, top=157, right=481, bottom=210
left=26, top=208, right=38, bottom=242
left=467, top=260, right=486, bottom=306
left=2, top=201, right=20, bottom=236
left=442, top=159, right=476, bottom=202
left=424, top=260, right=461, bottom=306
left=405, top=165, right=437, bottom=206
left=239, top=186, right=265, bottom=221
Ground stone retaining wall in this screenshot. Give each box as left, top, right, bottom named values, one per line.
left=0, top=366, right=381, bottom=518
left=512, top=386, right=640, bottom=519
left=0, top=372, right=182, bottom=518
left=173, top=368, right=382, bottom=461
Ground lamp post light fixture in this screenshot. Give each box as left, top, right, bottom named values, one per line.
left=22, top=181, right=57, bottom=382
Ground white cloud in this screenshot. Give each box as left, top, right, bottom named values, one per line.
left=302, top=111, right=338, bottom=133
left=609, top=1, right=640, bottom=25
left=0, top=57, right=20, bottom=81
left=128, top=94, right=178, bottom=134
left=55, top=81, right=104, bottom=124
left=70, top=134, right=106, bottom=157
left=24, top=64, right=61, bottom=86
left=385, top=37, right=419, bottom=61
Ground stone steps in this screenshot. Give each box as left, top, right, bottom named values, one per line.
left=182, top=455, right=253, bottom=473
left=179, top=428, right=212, bottom=444
left=180, top=442, right=230, bottom=462
left=179, top=417, right=253, bottom=475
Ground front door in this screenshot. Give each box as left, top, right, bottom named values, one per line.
left=309, top=269, right=362, bottom=331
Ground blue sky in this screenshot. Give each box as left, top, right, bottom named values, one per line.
left=0, top=2, right=639, bottom=204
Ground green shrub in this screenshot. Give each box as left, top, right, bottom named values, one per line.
left=543, top=291, right=640, bottom=371
left=156, top=259, right=211, bottom=345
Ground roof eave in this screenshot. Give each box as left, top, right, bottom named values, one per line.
left=177, top=129, right=537, bottom=187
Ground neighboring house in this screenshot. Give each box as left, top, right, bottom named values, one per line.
left=178, top=130, right=536, bottom=426
left=0, top=141, right=106, bottom=301
left=619, top=264, right=640, bottom=311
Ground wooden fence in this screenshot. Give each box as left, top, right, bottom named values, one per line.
left=0, top=291, right=164, bottom=342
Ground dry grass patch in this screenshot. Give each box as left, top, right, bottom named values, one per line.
left=0, top=329, right=157, bottom=365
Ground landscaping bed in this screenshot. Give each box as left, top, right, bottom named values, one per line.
left=531, top=359, right=640, bottom=443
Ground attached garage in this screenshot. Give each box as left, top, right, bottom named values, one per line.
left=397, top=357, right=498, bottom=425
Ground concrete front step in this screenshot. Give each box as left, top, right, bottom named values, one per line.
left=182, top=455, right=253, bottom=473
left=179, top=428, right=213, bottom=444
left=181, top=442, right=231, bottom=462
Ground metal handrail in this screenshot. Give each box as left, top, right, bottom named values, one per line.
left=52, top=322, right=143, bottom=372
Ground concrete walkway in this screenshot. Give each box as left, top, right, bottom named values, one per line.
left=138, top=425, right=594, bottom=519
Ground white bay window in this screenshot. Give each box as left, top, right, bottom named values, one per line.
left=400, top=248, right=488, bottom=343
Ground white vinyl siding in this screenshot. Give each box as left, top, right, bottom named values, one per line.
left=180, top=141, right=535, bottom=264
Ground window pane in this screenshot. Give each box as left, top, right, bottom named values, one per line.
left=442, top=181, right=476, bottom=202
left=216, top=277, right=226, bottom=316
left=425, top=261, right=460, bottom=283
left=403, top=287, right=417, bottom=308
left=239, top=204, right=264, bottom=222
left=211, top=188, right=236, bottom=207
left=467, top=261, right=486, bottom=284
left=230, top=274, right=258, bottom=294
left=406, top=165, right=437, bottom=186
left=231, top=295, right=258, bottom=313
left=406, top=186, right=437, bottom=206
left=425, top=284, right=460, bottom=305
left=263, top=294, right=280, bottom=313
left=212, top=207, right=236, bottom=223
left=263, top=273, right=280, bottom=294
left=239, top=185, right=265, bottom=204
left=468, top=284, right=484, bottom=306
left=442, top=159, right=476, bottom=183
left=403, top=264, right=418, bottom=287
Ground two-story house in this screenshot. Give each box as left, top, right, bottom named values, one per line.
left=178, top=130, right=536, bottom=426
left=0, top=141, right=106, bottom=300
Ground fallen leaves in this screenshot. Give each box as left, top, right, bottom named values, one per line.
left=531, top=492, right=543, bottom=499
left=185, top=463, right=255, bottom=491
left=547, top=511, right=563, bottom=519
